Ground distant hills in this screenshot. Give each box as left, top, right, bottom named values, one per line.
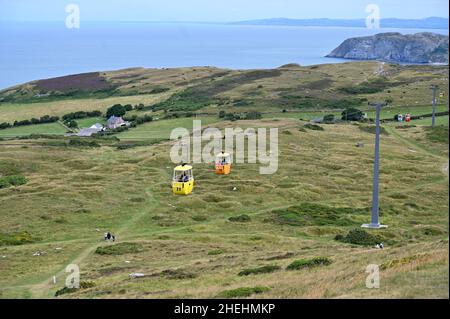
left=327, top=32, right=449, bottom=64
left=231, top=17, right=449, bottom=29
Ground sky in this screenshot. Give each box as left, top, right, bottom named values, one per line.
left=0, top=0, right=448, bottom=22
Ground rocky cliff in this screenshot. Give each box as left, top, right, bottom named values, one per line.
left=327, top=32, right=449, bottom=64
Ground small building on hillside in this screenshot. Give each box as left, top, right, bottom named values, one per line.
left=90, top=123, right=104, bottom=130
left=107, top=116, right=129, bottom=129
left=75, top=123, right=105, bottom=137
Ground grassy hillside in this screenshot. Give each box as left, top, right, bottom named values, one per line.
left=1, top=62, right=448, bottom=125
left=0, top=118, right=448, bottom=298
left=0, top=61, right=448, bottom=299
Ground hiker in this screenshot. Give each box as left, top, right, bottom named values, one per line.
left=104, top=232, right=115, bottom=241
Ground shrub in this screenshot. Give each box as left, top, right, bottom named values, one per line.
left=244, top=111, right=262, bottom=120
left=0, top=178, right=9, bottom=189
left=66, top=120, right=78, bottom=128
left=62, top=110, right=101, bottom=121
left=218, top=110, right=226, bottom=118
left=224, top=113, right=241, bottom=121
left=218, top=286, right=269, bottom=298
left=95, top=242, right=144, bottom=255
left=286, top=257, right=332, bottom=270
left=228, top=214, right=251, bottom=222
left=106, top=104, right=126, bottom=118
left=135, top=114, right=153, bottom=125
left=323, top=114, right=335, bottom=123
left=0, top=175, right=27, bottom=189
left=0, top=122, right=12, bottom=130
left=0, top=231, right=37, bottom=246
left=336, top=228, right=381, bottom=246
left=238, top=265, right=281, bottom=276
left=342, top=108, right=364, bottom=121
left=6, top=175, right=27, bottom=186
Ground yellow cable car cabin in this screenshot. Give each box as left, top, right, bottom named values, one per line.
left=215, top=152, right=231, bottom=175
left=172, top=164, right=194, bottom=195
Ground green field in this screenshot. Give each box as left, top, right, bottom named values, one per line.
left=0, top=122, right=67, bottom=138
left=75, top=117, right=106, bottom=128
left=116, top=117, right=219, bottom=140
left=411, top=116, right=449, bottom=126
left=0, top=118, right=448, bottom=299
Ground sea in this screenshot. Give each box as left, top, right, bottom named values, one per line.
left=0, top=21, right=448, bottom=90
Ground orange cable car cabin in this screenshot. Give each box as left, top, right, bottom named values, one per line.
left=215, top=152, right=231, bottom=175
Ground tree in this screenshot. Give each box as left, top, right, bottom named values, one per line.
left=67, top=120, right=78, bottom=129
left=218, top=110, right=226, bottom=118
left=341, top=108, right=364, bottom=121
left=106, top=104, right=126, bottom=118
left=0, top=122, right=11, bottom=130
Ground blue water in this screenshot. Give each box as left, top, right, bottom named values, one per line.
left=0, top=22, right=448, bottom=90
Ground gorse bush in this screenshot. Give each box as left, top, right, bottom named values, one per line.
left=0, top=175, right=27, bottom=189
left=0, top=231, right=37, bottom=246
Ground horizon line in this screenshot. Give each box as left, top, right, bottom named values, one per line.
left=0, top=16, right=449, bottom=23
